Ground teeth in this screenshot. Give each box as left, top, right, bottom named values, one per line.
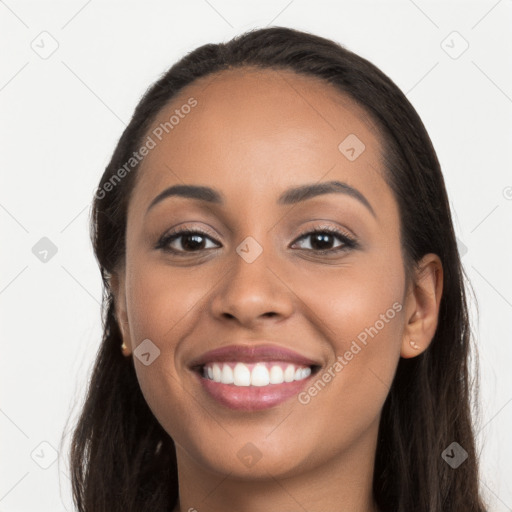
left=298, top=367, right=311, bottom=379
left=284, top=364, right=295, bottom=382
left=202, top=362, right=313, bottom=387
left=212, top=363, right=222, bottom=382
left=269, top=365, right=283, bottom=384
left=221, top=363, right=234, bottom=384
left=233, top=362, right=251, bottom=386
left=295, top=367, right=312, bottom=380
left=251, top=363, right=270, bottom=386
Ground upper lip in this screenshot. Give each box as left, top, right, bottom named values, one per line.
left=188, top=344, right=322, bottom=369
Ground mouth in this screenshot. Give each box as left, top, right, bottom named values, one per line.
left=193, top=361, right=322, bottom=386
left=188, top=344, right=323, bottom=411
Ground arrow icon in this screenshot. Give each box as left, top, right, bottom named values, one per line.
left=32, top=237, right=58, bottom=262
left=236, top=237, right=262, bottom=263
left=30, top=31, right=60, bottom=60
left=339, top=135, right=365, bottom=161
left=237, top=442, right=263, bottom=467
left=134, top=339, right=161, bottom=366
left=441, top=441, right=468, bottom=468
left=30, top=441, right=58, bottom=469
left=440, top=31, right=469, bottom=60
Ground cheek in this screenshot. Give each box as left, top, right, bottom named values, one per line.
left=322, top=276, right=404, bottom=358
left=124, top=261, right=210, bottom=440
left=125, top=256, right=210, bottom=345
left=292, top=251, right=405, bottom=412
left=296, top=248, right=405, bottom=346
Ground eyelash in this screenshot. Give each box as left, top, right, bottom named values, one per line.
left=155, top=225, right=358, bottom=256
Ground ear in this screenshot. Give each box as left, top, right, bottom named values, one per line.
left=401, top=253, right=443, bottom=358
left=109, top=268, right=132, bottom=356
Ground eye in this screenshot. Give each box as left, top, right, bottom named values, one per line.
left=156, top=228, right=220, bottom=254
left=156, top=224, right=358, bottom=256
left=290, top=226, right=357, bottom=254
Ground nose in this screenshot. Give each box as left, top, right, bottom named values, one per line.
left=210, top=243, right=294, bottom=328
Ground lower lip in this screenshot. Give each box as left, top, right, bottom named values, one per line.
left=194, top=370, right=315, bottom=411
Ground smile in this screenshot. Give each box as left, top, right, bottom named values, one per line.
left=202, top=361, right=313, bottom=386
left=188, top=343, right=322, bottom=411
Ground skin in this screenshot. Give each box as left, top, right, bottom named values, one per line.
left=111, top=67, right=443, bottom=512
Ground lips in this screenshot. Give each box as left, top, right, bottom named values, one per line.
left=188, top=343, right=322, bottom=411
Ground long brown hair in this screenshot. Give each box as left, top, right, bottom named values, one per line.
left=66, top=26, right=488, bottom=511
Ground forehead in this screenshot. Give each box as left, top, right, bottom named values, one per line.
left=131, top=67, right=393, bottom=220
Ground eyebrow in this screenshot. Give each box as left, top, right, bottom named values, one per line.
left=146, top=180, right=376, bottom=218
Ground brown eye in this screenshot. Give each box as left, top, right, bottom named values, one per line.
left=291, top=227, right=357, bottom=254
left=156, top=229, right=220, bottom=254
left=156, top=225, right=358, bottom=256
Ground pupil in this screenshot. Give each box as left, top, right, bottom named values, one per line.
left=312, top=233, right=332, bottom=250
left=183, top=234, right=205, bottom=251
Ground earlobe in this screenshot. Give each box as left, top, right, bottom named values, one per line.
left=408, top=339, right=421, bottom=351
left=400, top=253, right=443, bottom=359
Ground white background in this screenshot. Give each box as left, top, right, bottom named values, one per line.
left=1, top=1, right=511, bottom=510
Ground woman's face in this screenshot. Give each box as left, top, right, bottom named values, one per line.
left=113, top=68, right=425, bottom=481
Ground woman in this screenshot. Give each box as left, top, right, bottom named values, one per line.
left=68, top=26, right=488, bottom=511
